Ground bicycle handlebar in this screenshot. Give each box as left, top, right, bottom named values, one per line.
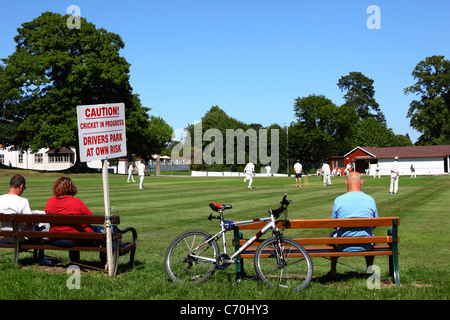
left=269, top=194, right=291, bottom=218
left=208, top=194, right=291, bottom=221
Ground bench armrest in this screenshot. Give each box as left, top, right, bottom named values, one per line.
left=118, top=227, right=138, bottom=245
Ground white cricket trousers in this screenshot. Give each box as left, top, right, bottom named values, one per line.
left=390, top=176, right=399, bottom=194
left=244, top=172, right=253, bottom=188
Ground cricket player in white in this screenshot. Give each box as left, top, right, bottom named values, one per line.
left=321, top=162, right=331, bottom=186
left=136, top=160, right=146, bottom=189
left=293, top=160, right=302, bottom=187
left=127, top=162, right=135, bottom=182
left=373, top=164, right=381, bottom=178
left=243, top=162, right=255, bottom=189
left=265, top=165, right=271, bottom=177
left=390, top=157, right=400, bottom=194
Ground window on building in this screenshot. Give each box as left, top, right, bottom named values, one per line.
left=333, top=160, right=344, bottom=168
left=35, top=153, right=43, bottom=163
left=48, top=153, right=74, bottom=163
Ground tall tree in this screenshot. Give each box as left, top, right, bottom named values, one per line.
left=404, top=55, right=450, bottom=145
left=147, top=116, right=173, bottom=175
left=0, top=12, right=152, bottom=163
left=338, top=71, right=385, bottom=123
left=292, top=94, right=358, bottom=168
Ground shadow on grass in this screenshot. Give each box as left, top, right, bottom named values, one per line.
left=17, top=254, right=143, bottom=276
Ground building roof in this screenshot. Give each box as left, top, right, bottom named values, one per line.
left=46, top=147, right=75, bottom=154
left=345, top=145, right=450, bottom=159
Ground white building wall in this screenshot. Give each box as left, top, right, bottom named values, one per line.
left=370, top=157, right=447, bottom=176
left=0, top=147, right=76, bottom=171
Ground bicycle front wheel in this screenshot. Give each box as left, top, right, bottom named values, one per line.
left=164, top=230, right=219, bottom=283
left=254, top=237, right=313, bottom=291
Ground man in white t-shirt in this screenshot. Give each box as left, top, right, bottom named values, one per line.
left=0, top=175, right=34, bottom=243
left=243, top=162, right=255, bottom=189
left=136, top=160, right=147, bottom=189
left=293, top=160, right=303, bottom=187
left=390, top=157, right=400, bottom=194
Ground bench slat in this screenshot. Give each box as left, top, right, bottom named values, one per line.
left=0, top=231, right=106, bottom=240
left=0, top=214, right=120, bottom=225
left=240, top=245, right=398, bottom=259
left=239, top=235, right=399, bottom=246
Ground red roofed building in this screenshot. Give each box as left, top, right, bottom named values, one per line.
left=329, top=145, right=450, bottom=176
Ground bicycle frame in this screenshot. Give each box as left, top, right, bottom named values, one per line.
left=188, top=212, right=278, bottom=265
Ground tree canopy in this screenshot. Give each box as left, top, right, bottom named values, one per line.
left=291, top=94, right=358, bottom=168
left=338, top=71, right=385, bottom=123
left=0, top=12, right=152, bottom=163
left=185, top=106, right=284, bottom=172
left=404, top=55, right=450, bottom=145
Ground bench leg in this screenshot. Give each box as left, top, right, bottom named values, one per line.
left=129, top=248, right=136, bottom=268
left=388, top=227, right=400, bottom=286
left=233, top=229, right=244, bottom=281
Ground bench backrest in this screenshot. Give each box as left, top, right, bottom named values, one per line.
left=236, top=217, right=399, bottom=230
left=0, top=214, right=120, bottom=225
left=0, top=214, right=120, bottom=240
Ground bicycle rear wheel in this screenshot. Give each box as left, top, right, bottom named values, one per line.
left=164, top=230, right=219, bottom=283
left=254, top=237, right=313, bottom=291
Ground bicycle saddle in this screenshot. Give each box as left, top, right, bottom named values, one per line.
left=209, top=203, right=232, bottom=212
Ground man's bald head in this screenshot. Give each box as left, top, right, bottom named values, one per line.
left=345, top=172, right=363, bottom=191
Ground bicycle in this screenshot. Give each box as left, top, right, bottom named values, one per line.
left=164, top=194, right=313, bottom=290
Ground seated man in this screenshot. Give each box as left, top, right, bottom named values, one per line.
left=0, top=174, right=51, bottom=265
left=329, top=172, right=378, bottom=276
left=0, top=174, right=34, bottom=243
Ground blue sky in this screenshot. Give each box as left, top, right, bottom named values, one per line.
left=1, top=1, right=450, bottom=144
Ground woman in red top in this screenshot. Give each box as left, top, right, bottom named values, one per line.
left=45, top=177, right=103, bottom=263
left=45, top=177, right=94, bottom=233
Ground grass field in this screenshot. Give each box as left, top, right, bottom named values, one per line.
left=0, top=168, right=449, bottom=301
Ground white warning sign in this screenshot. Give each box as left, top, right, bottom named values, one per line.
left=77, top=103, right=127, bottom=162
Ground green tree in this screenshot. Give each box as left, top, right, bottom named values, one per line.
left=338, top=71, right=385, bottom=123
left=394, top=134, right=413, bottom=147
left=147, top=116, right=173, bottom=175
left=0, top=12, right=152, bottom=164
left=184, top=106, right=282, bottom=172
left=404, top=55, right=450, bottom=145
left=292, top=94, right=358, bottom=168
left=351, top=117, right=411, bottom=147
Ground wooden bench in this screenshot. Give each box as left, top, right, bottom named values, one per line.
left=233, top=217, right=400, bottom=285
left=0, top=214, right=137, bottom=276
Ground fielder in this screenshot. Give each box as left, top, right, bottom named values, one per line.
left=136, top=160, right=147, bottom=189
left=410, top=164, right=416, bottom=178
left=127, top=162, right=135, bottom=182
left=293, top=159, right=303, bottom=187
left=389, top=157, right=400, bottom=194
left=373, top=164, right=381, bottom=179
left=243, top=162, right=255, bottom=189
left=321, top=162, right=331, bottom=186
left=265, top=165, right=271, bottom=177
